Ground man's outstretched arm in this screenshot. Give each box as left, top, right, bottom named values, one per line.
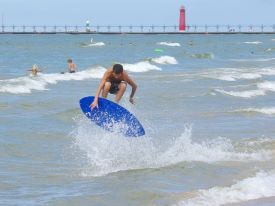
left=90, top=72, right=109, bottom=109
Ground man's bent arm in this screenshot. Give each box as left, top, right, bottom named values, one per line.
left=126, top=76, right=137, bottom=100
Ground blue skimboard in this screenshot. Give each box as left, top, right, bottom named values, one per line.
left=79, top=96, right=145, bottom=137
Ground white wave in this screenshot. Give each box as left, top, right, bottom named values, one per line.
left=272, top=39, right=275, bottom=41
left=123, top=61, right=161, bottom=72
left=203, top=67, right=275, bottom=81
left=253, top=58, right=275, bottom=62
left=237, top=107, right=275, bottom=115
left=158, top=130, right=270, bottom=165
left=257, top=81, right=275, bottom=92
left=215, top=80, right=275, bottom=98
left=0, top=67, right=106, bottom=94
left=150, top=56, right=178, bottom=65
left=176, top=171, right=275, bottom=206
left=243, top=41, right=263, bottom=44
left=261, top=68, right=275, bottom=76
left=208, top=73, right=262, bottom=81
left=0, top=76, right=49, bottom=94
left=238, top=73, right=263, bottom=79
left=72, top=122, right=271, bottom=177
left=265, top=48, right=275, bottom=52
left=215, top=89, right=266, bottom=98
left=210, top=75, right=236, bottom=81
left=157, top=42, right=181, bottom=47
left=201, top=67, right=275, bottom=82
left=87, top=42, right=105, bottom=47
left=72, top=117, right=157, bottom=176
left=81, top=39, right=105, bottom=47
left=231, top=57, right=275, bottom=62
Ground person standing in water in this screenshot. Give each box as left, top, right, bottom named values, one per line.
left=67, top=58, right=77, bottom=73
left=90, top=64, right=137, bottom=110
left=28, top=64, right=42, bottom=76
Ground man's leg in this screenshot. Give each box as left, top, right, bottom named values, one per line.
left=115, top=82, right=127, bottom=102
left=102, top=82, right=111, bottom=98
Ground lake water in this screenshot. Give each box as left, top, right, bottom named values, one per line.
left=1, top=34, right=275, bottom=206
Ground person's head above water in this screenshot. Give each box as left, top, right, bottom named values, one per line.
left=32, top=64, right=39, bottom=70
left=67, top=58, right=73, bottom=63
left=113, top=64, right=123, bottom=74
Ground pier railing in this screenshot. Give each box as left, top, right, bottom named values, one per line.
left=1, top=24, right=275, bottom=34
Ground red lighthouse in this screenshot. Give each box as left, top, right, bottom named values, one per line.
left=179, top=5, right=186, bottom=31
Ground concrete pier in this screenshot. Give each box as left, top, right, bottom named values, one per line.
left=1, top=24, right=275, bottom=34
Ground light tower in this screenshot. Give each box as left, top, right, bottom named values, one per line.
left=179, top=5, right=186, bottom=31
left=86, top=20, right=90, bottom=32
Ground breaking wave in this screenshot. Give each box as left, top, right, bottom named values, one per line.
left=72, top=122, right=272, bottom=177
left=176, top=170, right=275, bottom=206
left=123, top=61, right=161, bottom=72
left=150, top=56, right=178, bottom=64
left=0, top=67, right=106, bottom=94
left=243, top=41, right=263, bottom=44
left=235, top=107, right=275, bottom=115
left=157, top=42, right=181, bottom=47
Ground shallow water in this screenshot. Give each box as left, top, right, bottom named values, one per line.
left=1, top=34, right=275, bottom=206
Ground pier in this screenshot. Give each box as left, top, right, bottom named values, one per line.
left=1, top=24, right=275, bottom=34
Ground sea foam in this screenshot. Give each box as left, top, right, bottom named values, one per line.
left=157, top=42, right=181, bottom=47
left=176, top=171, right=275, bottom=206
left=215, top=81, right=275, bottom=98
left=72, top=122, right=271, bottom=177
left=232, top=57, right=275, bottom=62
left=243, top=41, right=263, bottom=44
left=123, top=61, right=161, bottom=72
left=150, top=56, right=178, bottom=65
left=0, top=67, right=106, bottom=94
left=215, top=89, right=266, bottom=98
left=257, top=81, right=275, bottom=92
left=81, top=42, right=105, bottom=47
left=236, top=107, right=275, bottom=115
left=202, top=68, right=266, bottom=82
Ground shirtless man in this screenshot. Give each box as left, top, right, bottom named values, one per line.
left=67, top=58, right=77, bottom=73
left=90, top=64, right=137, bottom=110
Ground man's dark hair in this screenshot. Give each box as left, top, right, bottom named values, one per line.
left=113, top=64, right=123, bottom=74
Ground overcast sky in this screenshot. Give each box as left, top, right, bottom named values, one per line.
left=1, top=0, right=275, bottom=26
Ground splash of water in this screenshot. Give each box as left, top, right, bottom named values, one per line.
left=71, top=119, right=271, bottom=177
